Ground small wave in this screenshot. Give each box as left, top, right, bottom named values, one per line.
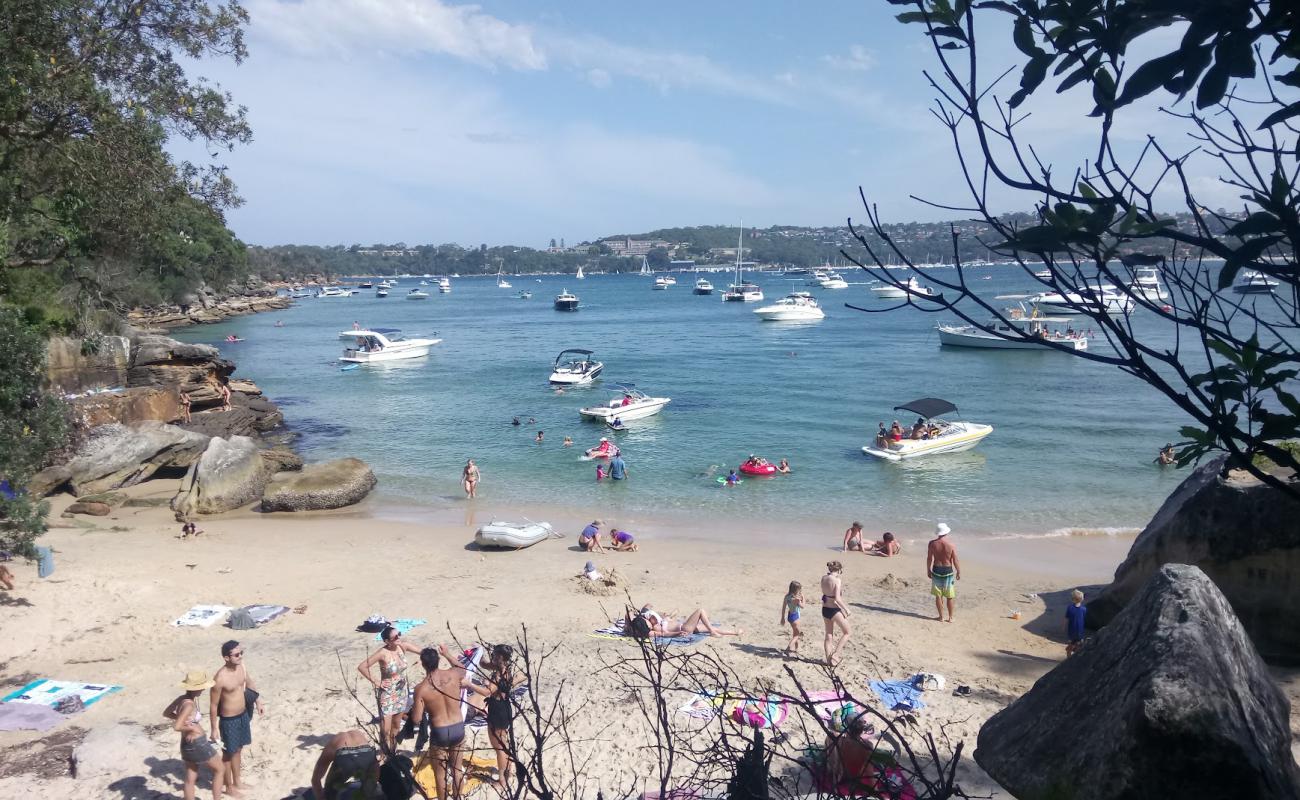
left=986, top=526, right=1141, bottom=541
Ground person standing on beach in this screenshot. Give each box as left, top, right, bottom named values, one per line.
left=410, top=644, right=468, bottom=800
left=465, top=644, right=516, bottom=790
left=165, top=670, right=231, bottom=800
left=780, top=581, right=804, bottom=657
left=210, top=640, right=263, bottom=792
left=926, top=523, right=960, bottom=622
left=462, top=459, right=479, bottom=498
left=820, top=561, right=851, bottom=666
left=358, top=625, right=422, bottom=751
left=1065, top=589, right=1087, bottom=656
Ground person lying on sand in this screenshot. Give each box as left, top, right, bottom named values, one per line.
left=638, top=603, right=741, bottom=637
left=867, top=532, right=900, bottom=557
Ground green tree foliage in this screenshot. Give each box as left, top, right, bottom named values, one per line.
left=0, top=308, right=67, bottom=557
left=0, top=0, right=252, bottom=321
left=858, top=0, right=1300, bottom=491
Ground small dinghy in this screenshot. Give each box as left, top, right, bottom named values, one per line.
left=474, top=521, right=560, bottom=550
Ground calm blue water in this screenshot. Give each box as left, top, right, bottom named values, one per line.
left=177, top=269, right=1193, bottom=538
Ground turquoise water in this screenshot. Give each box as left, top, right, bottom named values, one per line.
left=177, top=269, right=1192, bottom=538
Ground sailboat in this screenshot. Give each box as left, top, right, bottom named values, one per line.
left=576, top=264, right=585, bottom=280
left=639, top=256, right=651, bottom=276
left=496, top=267, right=512, bottom=289
left=722, top=227, right=762, bottom=302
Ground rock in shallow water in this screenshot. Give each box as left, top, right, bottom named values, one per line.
left=974, top=563, right=1300, bottom=800
left=260, top=457, right=376, bottom=512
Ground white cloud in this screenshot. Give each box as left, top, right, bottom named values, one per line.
left=585, top=68, right=611, bottom=89
left=245, top=0, right=546, bottom=70
left=823, top=45, right=876, bottom=72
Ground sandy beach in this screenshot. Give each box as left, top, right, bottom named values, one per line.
left=1, top=484, right=1297, bottom=799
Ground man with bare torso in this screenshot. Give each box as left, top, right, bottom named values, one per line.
left=210, top=640, right=263, bottom=790
left=926, top=523, right=961, bottom=623
left=410, top=644, right=469, bottom=800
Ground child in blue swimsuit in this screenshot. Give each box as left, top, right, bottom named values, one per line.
left=780, top=581, right=804, bottom=657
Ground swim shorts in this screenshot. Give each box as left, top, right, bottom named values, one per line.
left=930, top=565, right=956, bottom=599
left=219, top=710, right=252, bottom=754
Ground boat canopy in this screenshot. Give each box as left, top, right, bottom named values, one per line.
left=555, top=348, right=594, bottom=363
left=894, top=397, right=959, bottom=419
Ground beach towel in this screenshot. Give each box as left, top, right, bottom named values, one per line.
left=677, top=691, right=790, bottom=729
left=173, top=604, right=233, bottom=628
left=589, top=619, right=709, bottom=646
left=36, top=546, right=53, bottom=578
left=804, top=746, right=918, bottom=800
left=415, top=752, right=496, bottom=798
left=228, top=604, right=290, bottom=629
left=374, top=618, right=426, bottom=642
left=0, top=703, right=65, bottom=732
left=2, top=679, right=121, bottom=709
left=869, top=680, right=926, bottom=712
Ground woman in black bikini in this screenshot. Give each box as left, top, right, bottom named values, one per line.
left=468, top=644, right=516, bottom=789
left=820, top=561, right=852, bottom=666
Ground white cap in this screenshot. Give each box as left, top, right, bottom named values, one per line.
left=935, top=523, right=951, bottom=537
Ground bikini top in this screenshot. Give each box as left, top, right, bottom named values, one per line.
left=381, top=650, right=406, bottom=678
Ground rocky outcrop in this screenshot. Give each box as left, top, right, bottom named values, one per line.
left=71, top=386, right=184, bottom=427
left=975, top=564, right=1300, bottom=800
left=125, top=278, right=292, bottom=329
left=259, top=448, right=303, bottom=473
left=171, top=436, right=271, bottom=517
left=261, top=458, right=376, bottom=512
left=128, top=335, right=233, bottom=408
left=29, top=421, right=210, bottom=497
left=46, top=335, right=131, bottom=394
left=178, top=392, right=283, bottom=439
left=1089, top=457, right=1300, bottom=663
left=65, top=501, right=111, bottom=516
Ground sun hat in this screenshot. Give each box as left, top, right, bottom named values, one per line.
left=180, top=670, right=214, bottom=691
left=584, top=561, right=596, bottom=573
left=936, top=523, right=951, bottom=537
left=600, top=437, right=608, bottom=442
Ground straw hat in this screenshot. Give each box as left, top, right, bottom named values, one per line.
left=179, top=670, right=214, bottom=691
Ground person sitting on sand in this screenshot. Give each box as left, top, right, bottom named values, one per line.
left=310, top=728, right=379, bottom=800
left=826, top=712, right=876, bottom=789
left=579, top=520, right=604, bottom=552
left=610, top=529, right=638, bottom=552
left=165, top=670, right=231, bottom=800
left=180, top=521, right=203, bottom=538
left=639, top=603, right=741, bottom=637
left=357, top=626, right=422, bottom=751
left=409, top=644, right=468, bottom=800
left=867, top=532, right=900, bottom=557
left=777, top=458, right=791, bottom=474
left=843, top=521, right=865, bottom=552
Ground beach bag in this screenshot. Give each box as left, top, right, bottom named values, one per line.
left=54, top=695, right=85, bottom=715
left=627, top=613, right=651, bottom=640
left=379, top=753, right=416, bottom=799
left=911, top=673, right=945, bottom=692
left=227, top=608, right=256, bottom=630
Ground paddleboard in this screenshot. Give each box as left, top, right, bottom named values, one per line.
left=340, top=363, right=360, bottom=371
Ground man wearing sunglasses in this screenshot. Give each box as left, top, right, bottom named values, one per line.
left=210, top=639, right=264, bottom=791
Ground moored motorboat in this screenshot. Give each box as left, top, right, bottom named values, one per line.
left=1033, top=284, right=1133, bottom=314
left=517, top=290, right=532, bottom=299
left=936, top=308, right=1087, bottom=350
left=723, top=282, right=763, bottom=302
left=554, top=289, right=580, bottom=311
left=316, top=286, right=351, bottom=298
left=663, top=275, right=676, bottom=285
left=1129, top=266, right=1167, bottom=301
left=578, top=387, right=671, bottom=422
left=861, top=397, right=992, bottom=461
left=653, top=276, right=670, bottom=290
left=339, top=329, right=442, bottom=363
left=438, top=277, right=452, bottom=294
left=817, top=271, right=848, bottom=289
left=375, top=287, right=389, bottom=297
left=549, top=348, right=603, bottom=384
left=1233, top=269, right=1279, bottom=294
left=870, top=277, right=933, bottom=299
left=474, top=521, right=560, bottom=550
left=754, top=292, right=825, bottom=321
left=693, top=278, right=714, bottom=295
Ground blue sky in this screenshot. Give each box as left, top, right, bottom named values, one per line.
left=189, top=0, right=1228, bottom=248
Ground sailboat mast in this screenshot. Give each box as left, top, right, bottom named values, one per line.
left=735, top=225, right=744, bottom=284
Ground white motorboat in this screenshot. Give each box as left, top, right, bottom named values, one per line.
left=375, top=287, right=389, bottom=298
left=663, top=275, right=676, bottom=285
left=1130, top=266, right=1167, bottom=301
left=807, top=269, right=830, bottom=286
left=474, top=521, right=559, bottom=550
left=1233, top=269, right=1279, bottom=294
left=722, top=227, right=763, bottom=302
left=861, top=398, right=993, bottom=461
left=694, top=278, right=714, bottom=295
left=936, top=308, right=1087, bottom=350
left=517, top=290, right=532, bottom=299
left=1033, top=269, right=1053, bottom=279
left=316, top=286, right=351, bottom=298
left=579, top=386, right=671, bottom=422
left=407, top=288, right=429, bottom=300
left=653, top=276, right=670, bottom=290
left=339, top=329, right=442, bottom=364
left=358, top=281, right=373, bottom=289
left=870, top=277, right=933, bottom=299
left=554, top=289, right=579, bottom=311
left=754, top=292, right=826, bottom=321
left=818, top=271, right=849, bottom=289
left=438, top=277, right=451, bottom=294
left=1034, top=284, right=1133, bottom=314
left=549, top=348, right=603, bottom=384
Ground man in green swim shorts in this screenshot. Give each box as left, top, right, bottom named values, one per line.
left=926, top=523, right=961, bottom=623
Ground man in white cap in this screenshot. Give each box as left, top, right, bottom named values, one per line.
left=926, top=523, right=961, bottom=622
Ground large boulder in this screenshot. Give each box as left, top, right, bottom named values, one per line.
left=171, top=436, right=271, bottom=517
left=71, top=386, right=183, bottom=427
left=127, top=334, right=234, bottom=407
left=46, top=335, right=131, bottom=394
left=1090, top=456, right=1300, bottom=663
left=29, top=421, right=210, bottom=497
left=975, top=564, right=1300, bottom=800
left=261, top=457, right=376, bottom=512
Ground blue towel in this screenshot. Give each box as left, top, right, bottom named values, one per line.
left=374, top=618, right=426, bottom=642
left=35, top=546, right=54, bottom=579
left=869, top=679, right=926, bottom=711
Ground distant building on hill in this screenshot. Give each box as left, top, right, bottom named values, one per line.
left=601, top=237, right=672, bottom=257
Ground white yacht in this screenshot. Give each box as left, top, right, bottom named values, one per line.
left=1130, top=266, right=1167, bottom=301
left=339, top=329, right=442, bottom=364
left=549, top=348, right=603, bottom=385
left=316, top=286, right=351, bottom=298
left=754, top=292, right=826, bottom=321
left=663, top=275, right=676, bottom=285
left=937, top=309, right=1087, bottom=350
left=807, top=270, right=830, bottom=287
left=861, top=398, right=993, bottom=461
left=693, top=277, right=714, bottom=295
left=438, top=277, right=451, bottom=294
left=871, top=277, right=934, bottom=299
left=1233, top=269, right=1279, bottom=294
left=818, top=271, right=849, bottom=289
left=406, top=288, right=429, bottom=300
left=554, top=289, right=579, bottom=311
left=1034, top=284, right=1133, bottom=315
left=578, top=387, right=671, bottom=422
left=653, top=276, right=670, bottom=290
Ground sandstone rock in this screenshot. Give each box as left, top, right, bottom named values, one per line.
left=227, top=378, right=262, bottom=396
left=30, top=421, right=210, bottom=497
left=261, top=457, right=376, bottom=512
left=260, top=447, right=303, bottom=473
left=46, top=335, right=131, bottom=394
left=975, top=564, right=1300, bottom=800
left=77, top=491, right=128, bottom=508
left=1090, top=456, right=1300, bottom=664
left=71, top=386, right=183, bottom=427
left=171, top=436, right=271, bottom=517
left=65, top=501, right=111, bottom=516
left=178, top=392, right=284, bottom=439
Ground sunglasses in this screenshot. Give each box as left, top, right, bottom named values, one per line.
left=229, top=651, right=244, bottom=657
